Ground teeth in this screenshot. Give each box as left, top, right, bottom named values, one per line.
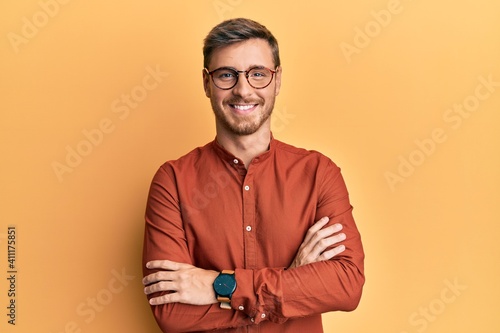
left=233, top=104, right=255, bottom=111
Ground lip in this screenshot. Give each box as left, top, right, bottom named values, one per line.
left=229, top=104, right=258, bottom=115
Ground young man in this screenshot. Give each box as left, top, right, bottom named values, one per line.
left=142, top=18, right=365, bottom=332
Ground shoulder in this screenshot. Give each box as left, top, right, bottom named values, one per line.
left=273, top=139, right=343, bottom=185
left=155, top=141, right=214, bottom=177
left=274, top=139, right=338, bottom=167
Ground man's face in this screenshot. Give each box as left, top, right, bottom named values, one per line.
left=203, top=38, right=282, bottom=136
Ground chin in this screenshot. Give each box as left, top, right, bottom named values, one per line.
left=227, top=124, right=260, bottom=136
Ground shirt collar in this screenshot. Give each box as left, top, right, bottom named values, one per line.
left=211, top=133, right=276, bottom=166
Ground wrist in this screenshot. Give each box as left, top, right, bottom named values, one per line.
left=213, top=270, right=236, bottom=309
left=208, top=270, right=219, bottom=303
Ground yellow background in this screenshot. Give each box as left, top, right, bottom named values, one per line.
left=1, top=0, right=499, bottom=332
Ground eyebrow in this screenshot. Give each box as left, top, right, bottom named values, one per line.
left=213, top=65, right=269, bottom=71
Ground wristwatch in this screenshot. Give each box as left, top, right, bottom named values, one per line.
left=213, top=270, right=236, bottom=309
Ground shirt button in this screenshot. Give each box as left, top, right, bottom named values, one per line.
left=233, top=159, right=239, bottom=164
left=238, top=305, right=244, bottom=311
left=261, top=313, right=266, bottom=319
left=250, top=318, right=255, bottom=323
left=244, top=185, right=250, bottom=191
left=245, top=226, right=252, bottom=232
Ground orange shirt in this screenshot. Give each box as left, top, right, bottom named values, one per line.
left=143, top=137, right=365, bottom=332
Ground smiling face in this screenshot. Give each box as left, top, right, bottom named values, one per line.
left=203, top=38, right=282, bottom=136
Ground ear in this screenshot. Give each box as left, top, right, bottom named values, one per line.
left=202, top=69, right=211, bottom=98
left=274, top=66, right=282, bottom=96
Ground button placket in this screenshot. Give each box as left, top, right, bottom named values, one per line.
left=242, top=173, right=256, bottom=268
left=243, top=184, right=252, bottom=233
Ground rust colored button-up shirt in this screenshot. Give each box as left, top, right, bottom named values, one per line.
left=143, top=137, right=365, bottom=332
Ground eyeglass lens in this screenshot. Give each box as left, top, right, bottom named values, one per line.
left=211, top=68, right=273, bottom=89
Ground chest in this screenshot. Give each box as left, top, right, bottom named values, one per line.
left=179, top=165, right=320, bottom=270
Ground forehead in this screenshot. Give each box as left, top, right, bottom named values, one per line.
left=209, top=38, right=274, bottom=69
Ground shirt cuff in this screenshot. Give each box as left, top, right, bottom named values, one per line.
left=232, top=268, right=266, bottom=324
left=232, top=268, right=287, bottom=324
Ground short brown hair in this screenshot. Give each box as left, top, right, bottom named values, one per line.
left=203, top=18, right=280, bottom=69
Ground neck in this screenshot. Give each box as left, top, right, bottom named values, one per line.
left=216, top=125, right=271, bottom=169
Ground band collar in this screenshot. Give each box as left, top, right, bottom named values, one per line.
left=212, top=133, right=276, bottom=166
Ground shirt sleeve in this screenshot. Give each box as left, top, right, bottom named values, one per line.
left=230, top=159, right=365, bottom=324
left=143, top=158, right=365, bottom=330
left=142, top=164, right=254, bottom=332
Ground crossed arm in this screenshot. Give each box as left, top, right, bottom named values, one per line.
left=142, top=161, right=365, bottom=331
left=143, top=216, right=347, bottom=306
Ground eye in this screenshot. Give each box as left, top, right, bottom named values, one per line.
left=215, top=69, right=237, bottom=81
left=220, top=72, right=235, bottom=78
left=249, top=69, right=269, bottom=79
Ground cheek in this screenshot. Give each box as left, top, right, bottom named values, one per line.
left=211, top=92, right=227, bottom=107
left=221, top=91, right=231, bottom=100
left=262, top=91, right=276, bottom=103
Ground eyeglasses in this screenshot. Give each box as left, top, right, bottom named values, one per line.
left=204, top=66, right=277, bottom=90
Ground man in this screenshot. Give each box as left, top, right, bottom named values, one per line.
left=142, top=18, right=364, bottom=332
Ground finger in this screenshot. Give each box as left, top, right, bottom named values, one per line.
left=146, top=260, right=185, bottom=271
left=144, top=280, right=176, bottom=295
left=308, top=224, right=343, bottom=250
left=325, top=231, right=346, bottom=247
left=302, top=217, right=330, bottom=247
left=307, top=217, right=330, bottom=237
left=318, top=244, right=346, bottom=261
left=299, top=223, right=342, bottom=260
left=149, top=291, right=181, bottom=306
left=142, top=271, right=176, bottom=286
left=308, top=232, right=346, bottom=261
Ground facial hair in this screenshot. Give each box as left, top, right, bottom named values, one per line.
left=211, top=95, right=276, bottom=136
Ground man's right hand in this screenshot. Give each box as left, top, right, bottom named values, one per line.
left=289, top=217, right=346, bottom=269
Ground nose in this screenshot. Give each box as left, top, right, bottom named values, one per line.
left=231, top=73, right=253, bottom=98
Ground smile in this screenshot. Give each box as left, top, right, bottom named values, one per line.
left=232, top=104, right=257, bottom=110
left=230, top=104, right=258, bottom=114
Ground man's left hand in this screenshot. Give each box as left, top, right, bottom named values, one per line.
left=143, top=260, right=219, bottom=306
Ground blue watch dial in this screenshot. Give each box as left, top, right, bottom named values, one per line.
left=213, top=273, right=236, bottom=297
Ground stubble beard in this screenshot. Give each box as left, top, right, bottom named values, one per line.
left=211, top=96, right=275, bottom=136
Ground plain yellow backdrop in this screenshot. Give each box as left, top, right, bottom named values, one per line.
left=1, top=0, right=499, bottom=332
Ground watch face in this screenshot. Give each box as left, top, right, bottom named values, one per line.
left=213, top=273, right=236, bottom=297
